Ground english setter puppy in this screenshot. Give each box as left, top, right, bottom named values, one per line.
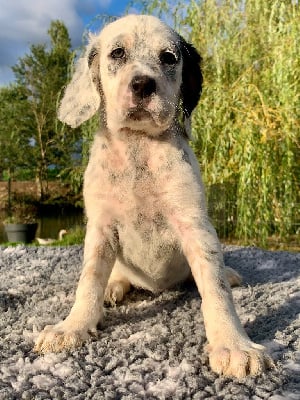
left=35, top=15, right=273, bottom=378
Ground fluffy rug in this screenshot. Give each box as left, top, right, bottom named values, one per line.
left=0, top=244, right=299, bottom=399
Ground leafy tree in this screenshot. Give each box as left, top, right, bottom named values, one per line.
left=0, top=85, right=33, bottom=207
left=12, top=20, right=80, bottom=199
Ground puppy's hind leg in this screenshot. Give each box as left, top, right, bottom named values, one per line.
left=225, top=266, right=242, bottom=287
left=105, top=260, right=131, bottom=305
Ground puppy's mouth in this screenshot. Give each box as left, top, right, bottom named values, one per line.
left=126, top=107, right=152, bottom=121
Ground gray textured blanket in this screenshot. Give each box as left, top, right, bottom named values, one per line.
left=0, top=245, right=299, bottom=399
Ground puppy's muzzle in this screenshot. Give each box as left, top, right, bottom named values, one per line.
left=130, top=75, right=156, bottom=104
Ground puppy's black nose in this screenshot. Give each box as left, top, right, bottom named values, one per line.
left=130, top=75, right=156, bottom=99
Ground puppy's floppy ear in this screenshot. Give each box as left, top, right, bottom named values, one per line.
left=179, top=37, right=203, bottom=118
left=58, top=44, right=101, bottom=128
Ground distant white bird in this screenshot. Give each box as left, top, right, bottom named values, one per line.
left=36, top=229, right=67, bottom=245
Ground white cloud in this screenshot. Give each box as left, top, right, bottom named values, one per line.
left=0, top=0, right=114, bottom=85
left=0, top=0, right=129, bottom=86
left=0, top=0, right=82, bottom=42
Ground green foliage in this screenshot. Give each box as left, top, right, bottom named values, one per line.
left=0, top=85, right=32, bottom=173
left=0, top=84, right=33, bottom=209
left=3, top=199, right=38, bottom=223
left=10, top=20, right=80, bottom=199
left=135, top=0, right=299, bottom=244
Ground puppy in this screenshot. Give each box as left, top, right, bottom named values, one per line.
left=34, top=15, right=273, bottom=378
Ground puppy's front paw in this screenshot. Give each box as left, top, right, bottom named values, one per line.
left=207, top=341, right=274, bottom=378
left=34, top=321, right=97, bottom=354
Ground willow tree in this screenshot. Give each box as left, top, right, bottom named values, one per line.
left=188, top=0, right=299, bottom=243
left=12, top=20, right=79, bottom=200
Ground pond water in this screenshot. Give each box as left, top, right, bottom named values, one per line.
left=0, top=208, right=84, bottom=244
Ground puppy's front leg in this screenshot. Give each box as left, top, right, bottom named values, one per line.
left=172, top=220, right=273, bottom=378
left=34, top=223, right=116, bottom=353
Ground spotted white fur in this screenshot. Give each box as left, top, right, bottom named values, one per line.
left=34, top=15, right=273, bottom=378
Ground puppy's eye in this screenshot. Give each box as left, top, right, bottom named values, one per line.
left=160, top=51, right=178, bottom=65
left=110, top=47, right=125, bottom=59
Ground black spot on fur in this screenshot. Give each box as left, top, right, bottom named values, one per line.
left=79, top=104, right=91, bottom=116
left=153, top=212, right=168, bottom=231
left=88, top=47, right=98, bottom=68
left=204, top=249, right=219, bottom=263
left=219, top=278, right=230, bottom=293
left=135, top=164, right=150, bottom=180
left=108, top=62, right=122, bottom=75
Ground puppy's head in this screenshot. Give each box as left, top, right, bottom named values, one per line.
left=59, top=15, right=202, bottom=136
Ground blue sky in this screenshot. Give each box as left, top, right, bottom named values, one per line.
left=0, top=0, right=136, bottom=86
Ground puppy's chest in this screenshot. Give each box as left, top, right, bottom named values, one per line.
left=98, top=136, right=175, bottom=202
left=85, top=133, right=194, bottom=233
left=85, top=134, right=195, bottom=276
